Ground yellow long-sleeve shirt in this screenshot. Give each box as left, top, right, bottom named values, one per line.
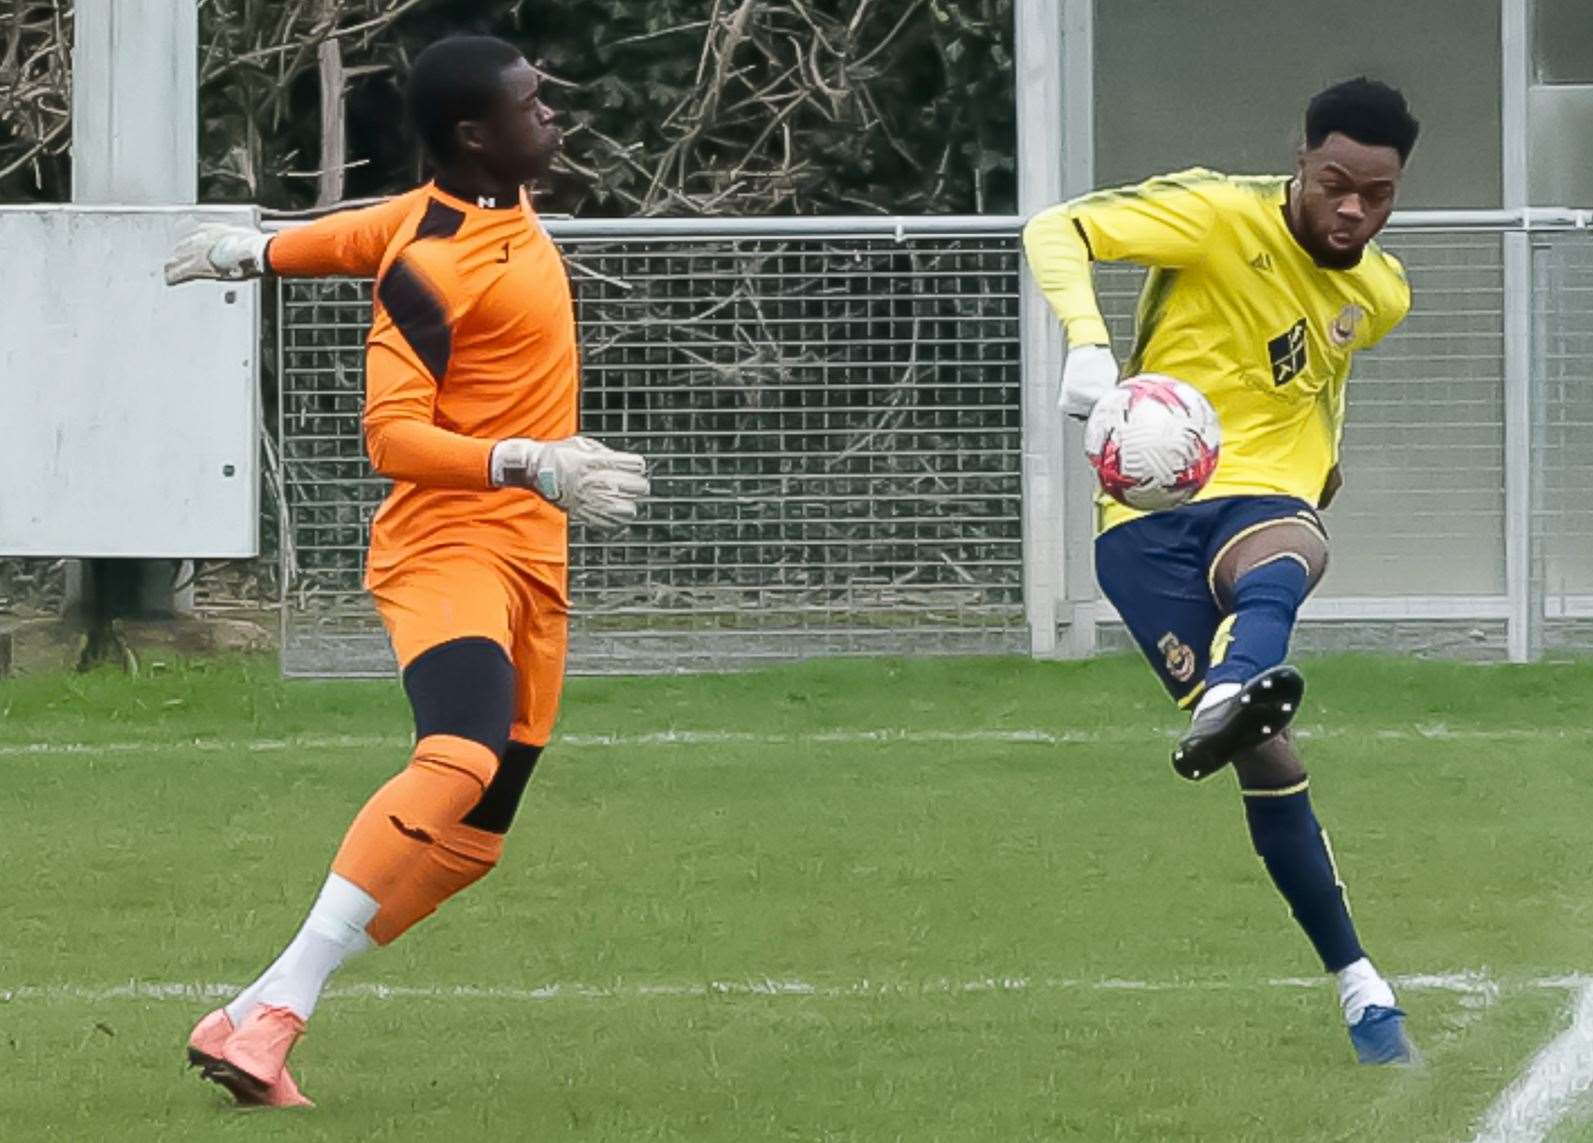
left=1023, top=168, right=1412, bottom=532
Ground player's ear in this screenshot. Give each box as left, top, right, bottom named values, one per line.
left=454, top=118, right=490, bottom=159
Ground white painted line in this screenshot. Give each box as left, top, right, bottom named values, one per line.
left=2, top=726, right=1589, bottom=758
left=1471, top=979, right=1593, bottom=1143
left=1272, top=970, right=1502, bottom=1004
left=11, top=972, right=1591, bottom=1138
left=1535, top=975, right=1593, bottom=991
left=0, top=735, right=406, bottom=757
left=0, top=970, right=1504, bottom=1007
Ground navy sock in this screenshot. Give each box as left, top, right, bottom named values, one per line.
left=1206, top=558, right=1308, bottom=687
left=1243, top=782, right=1365, bottom=972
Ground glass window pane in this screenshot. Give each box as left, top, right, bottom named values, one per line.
left=1094, top=0, right=1502, bottom=208
left=1535, top=0, right=1593, bottom=84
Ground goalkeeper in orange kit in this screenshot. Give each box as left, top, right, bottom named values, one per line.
left=164, top=35, right=647, bottom=1107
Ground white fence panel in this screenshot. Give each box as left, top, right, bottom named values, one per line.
left=0, top=206, right=259, bottom=558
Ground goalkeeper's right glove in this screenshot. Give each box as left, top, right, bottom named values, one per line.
left=164, top=224, right=272, bottom=285
left=490, top=436, right=650, bottom=529
left=1059, top=343, right=1120, bottom=421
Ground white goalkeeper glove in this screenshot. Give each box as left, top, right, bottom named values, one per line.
left=1059, top=343, right=1120, bottom=421
left=164, top=223, right=272, bottom=285
left=490, top=436, right=650, bottom=529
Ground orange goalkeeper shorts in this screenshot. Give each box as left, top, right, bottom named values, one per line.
left=367, top=550, right=569, bottom=747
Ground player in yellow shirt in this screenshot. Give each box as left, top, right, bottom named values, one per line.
left=1024, top=79, right=1418, bottom=1064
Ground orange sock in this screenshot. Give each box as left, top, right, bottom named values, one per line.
left=330, top=734, right=507, bottom=945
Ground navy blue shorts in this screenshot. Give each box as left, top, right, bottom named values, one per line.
left=1094, top=496, right=1325, bottom=708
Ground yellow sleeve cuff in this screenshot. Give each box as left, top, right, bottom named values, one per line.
left=1066, top=316, right=1112, bottom=348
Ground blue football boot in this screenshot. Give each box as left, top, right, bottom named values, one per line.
left=1349, top=1004, right=1415, bottom=1065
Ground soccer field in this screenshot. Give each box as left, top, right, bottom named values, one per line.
left=3, top=653, right=1592, bottom=1142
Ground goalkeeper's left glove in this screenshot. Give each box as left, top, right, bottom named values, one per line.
left=164, top=224, right=272, bottom=285
left=490, top=436, right=650, bottom=529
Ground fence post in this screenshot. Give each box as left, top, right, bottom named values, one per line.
left=1503, top=232, right=1537, bottom=662
left=1058, top=0, right=1098, bottom=658
left=1501, top=0, right=1536, bottom=662
left=65, top=0, right=201, bottom=652
left=1528, top=239, right=1553, bottom=659
left=1014, top=0, right=1066, bottom=657
left=1015, top=0, right=1097, bottom=659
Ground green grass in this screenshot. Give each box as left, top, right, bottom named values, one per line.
left=3, top=653, right=1593, bottom=1141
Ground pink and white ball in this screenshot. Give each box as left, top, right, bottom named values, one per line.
left=1084, top=375, right=1221, bottom=512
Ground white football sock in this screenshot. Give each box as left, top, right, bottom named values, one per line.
left=1193, top=682, right=1241, bottom=717
left=1337, top=957, right=1397, bottom=1025
left=226, top=873, right=377, bottom=1024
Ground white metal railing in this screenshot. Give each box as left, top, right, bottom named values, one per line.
left=269, top=210, right=1593, bottom=674
left=259, top=207, right=1593, bottom=240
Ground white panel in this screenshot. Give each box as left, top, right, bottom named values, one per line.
left=0, top=207, right=259, bottom=557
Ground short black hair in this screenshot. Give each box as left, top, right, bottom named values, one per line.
left=406, top=35, right=526, bottom=163
left=1305, top=77, right=1420, bottom=164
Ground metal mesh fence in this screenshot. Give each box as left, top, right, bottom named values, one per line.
left=279, top=228, right=1024, bottom=675
left=276, top=217, right=1593, bottom=676
left=278, top=279, right=382, bottom=672
left=1328, top=233, right=1509, bottom=601
left=1102, top=231, right=1509, bottom=597
left=1536, top=233, right=1593, bottom=651
left=1097, top=230, right=1542, bottom=659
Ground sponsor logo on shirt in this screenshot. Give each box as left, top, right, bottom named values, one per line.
left=1267, top=318, right=1309, bottom=386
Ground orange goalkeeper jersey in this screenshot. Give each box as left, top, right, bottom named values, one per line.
left=269, top=183, right=579, bottom=572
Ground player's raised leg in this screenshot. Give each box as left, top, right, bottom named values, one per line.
left=1234, top=734, right=1413, bottom=1064
left=1173, top=516, right=1327, bottom=780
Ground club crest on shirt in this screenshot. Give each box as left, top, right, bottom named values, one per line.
left=1158, top=633, right=1198, bottom=683
left=1329, top=304, right=1366, bottom=348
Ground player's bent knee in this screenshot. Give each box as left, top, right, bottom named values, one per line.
left=1213, top=522, right=1330, bottom=610
left=402, top=636, right=516, bottom=757
left=334, top=732, right=505, bottom=901
left=389, top=738, right=540, bottom=868
left=398, top=738, right=509, bottom=867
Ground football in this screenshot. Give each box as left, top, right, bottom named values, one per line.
left=1084, top=375, right=1221, bottom=511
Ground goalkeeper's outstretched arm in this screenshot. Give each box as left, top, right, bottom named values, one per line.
left=164, top=192, right=418, bottom=285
